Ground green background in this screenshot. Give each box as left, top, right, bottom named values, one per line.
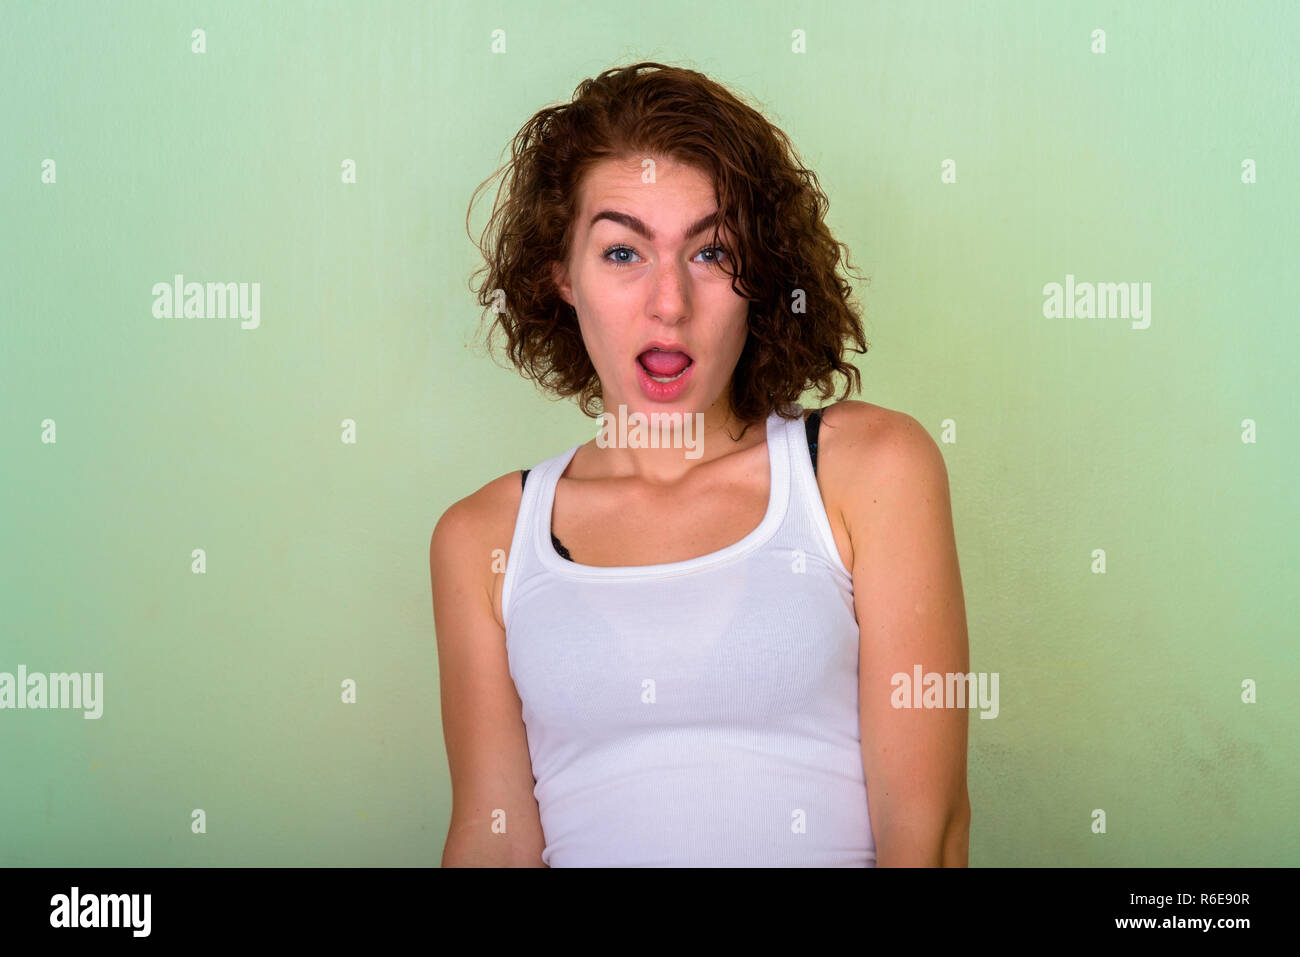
left=1, top=0, right=1296, bottom=866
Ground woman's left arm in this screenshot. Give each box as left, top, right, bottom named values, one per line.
left=837, top=405, right=972, bottom=866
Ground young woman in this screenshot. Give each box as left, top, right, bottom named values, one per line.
left=432, top=62, right=970, bottom=867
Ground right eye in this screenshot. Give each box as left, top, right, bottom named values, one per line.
left=602, top=245, right=641, bottom=268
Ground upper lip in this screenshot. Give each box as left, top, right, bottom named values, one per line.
left=637, top=340, right=694, bottom=361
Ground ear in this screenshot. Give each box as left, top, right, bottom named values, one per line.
left=551, top=259, right=573, bottom=307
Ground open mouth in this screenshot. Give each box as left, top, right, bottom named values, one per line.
left=637, top=348, right=694, bottom=383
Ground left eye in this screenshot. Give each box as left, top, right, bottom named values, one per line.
left=602, top=245, right=728, bottom=268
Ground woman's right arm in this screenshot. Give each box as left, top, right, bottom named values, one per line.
left=430, top=480, right=548, bottom=867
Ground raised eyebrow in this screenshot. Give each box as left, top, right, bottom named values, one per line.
left=589, top=209, right=721, bottom=243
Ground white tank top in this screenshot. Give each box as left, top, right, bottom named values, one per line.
left=502, top=403, right=875, bottom=866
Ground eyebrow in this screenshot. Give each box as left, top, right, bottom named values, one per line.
left=589, top=209, right=721, bottom=242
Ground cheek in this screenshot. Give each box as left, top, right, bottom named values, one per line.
left=734, top=310, right=750, bottom=343
left=574, top=311, right=624, bottom=373
left=726, top=309, right=750, bottom=353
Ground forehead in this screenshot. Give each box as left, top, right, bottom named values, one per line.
left=574, top=156, right=719, bottom=228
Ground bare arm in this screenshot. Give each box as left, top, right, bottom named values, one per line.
left=430, top=486, right=548, bottom=867
left=838, top=406, right=971, bottom=866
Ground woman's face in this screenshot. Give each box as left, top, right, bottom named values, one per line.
left=552, top=154, right=750, bottom=419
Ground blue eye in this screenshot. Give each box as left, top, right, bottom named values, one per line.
left=603, top=245, right=639, bottom=267
left=601, top=245, right=729, bottom=269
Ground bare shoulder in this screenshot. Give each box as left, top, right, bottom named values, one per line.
left=817, top=399, right=900, bottom=447
left=430, top=469, right=527, bottom=629
left=431, top=469, right=524, bottom=561
left=820, top=399, right=944, bottom=476
left=815, top=400, right=950, bottom=538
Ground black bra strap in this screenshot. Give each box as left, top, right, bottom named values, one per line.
left=519, top=469, right=571, bottom=560
left=551, top=534, right=572, bottom=560
left=806, top=407, right=823, bottom=475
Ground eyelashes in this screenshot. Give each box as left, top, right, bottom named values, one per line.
left=601, top=244, right=729, bottom=269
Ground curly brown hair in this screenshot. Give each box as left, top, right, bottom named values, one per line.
left=466, top=61, right=869, bottom=437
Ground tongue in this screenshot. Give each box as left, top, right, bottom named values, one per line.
left=640, top=350, right=690, bottom=376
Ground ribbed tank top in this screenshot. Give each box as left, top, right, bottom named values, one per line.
left=501, top=403, right=875, bottom=867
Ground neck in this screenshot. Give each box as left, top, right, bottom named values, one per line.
left=584, top=397, right=768, bottom=486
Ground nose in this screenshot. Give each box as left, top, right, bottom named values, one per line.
left=648, top=258, right=690, bottom=325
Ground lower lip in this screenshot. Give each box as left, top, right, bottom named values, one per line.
left=636, top=357, right=695, bottom=401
